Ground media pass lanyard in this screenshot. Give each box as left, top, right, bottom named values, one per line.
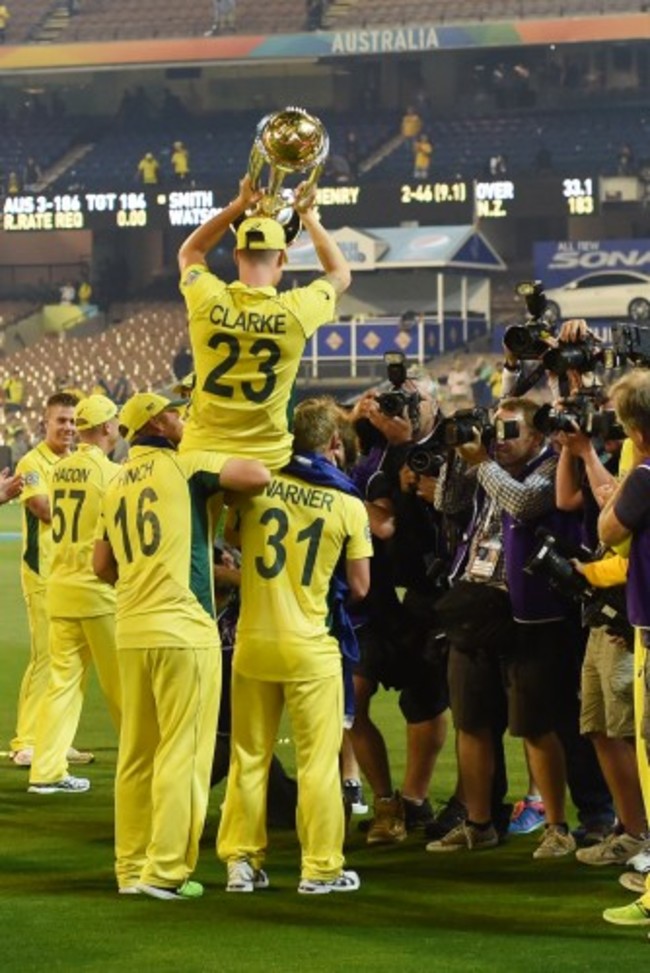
left=468, top=496, right=503, bottom=581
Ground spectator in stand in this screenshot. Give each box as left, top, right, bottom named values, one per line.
left=59, top=282, right=76, bottom=305
left=0, top=5, right=9, bottom=44
left=7, top=171, right=20, bottom=194
left=401, top=106, right=422, bottom=142
left=77, top=279, right=92, bottom=308
left=489, top=154, right=508, bottom=177
left=305, top=0, right=324, bottom=30
left=8, top=424, right=32, bottom=465
left=136, top=152, right=160, bottom=186
left=112, top=372, right=130, bottom=406
left=413, top=134, right=433, bottom=181
left=617, top=143, right=635, bottom=176
left=23, top=157, right=42, bottom=191
left=171, top=141, right=190, bottom=182
left=3, top=369, right=24, bottom=415
left=345, top=131, right=360, bottom=181
left=205, top=0, right=236, bottom=35
left=446, top=357, right=473, bottom=407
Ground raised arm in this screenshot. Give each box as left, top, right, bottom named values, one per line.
left=178, top=175, right=263, bottom=274
left=299, top=199, right=351, bottom=296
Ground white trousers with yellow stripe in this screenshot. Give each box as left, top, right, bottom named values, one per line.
left=30, top=613, right=121, bottom=784
left=217, top=669, right=345, bottom=882
left=115, top=645, right=220, bottom=891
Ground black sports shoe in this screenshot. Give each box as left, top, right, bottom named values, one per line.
left=404, top=797, right=435, bottom=833
left=424, top=796, right=467, bottom=841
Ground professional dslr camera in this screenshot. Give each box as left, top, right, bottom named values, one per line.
left=503, top=280, right=610, bottom=376
left=406, top=407, right=519, bottom=475
left=611, top=323, right=650, bottom=367
left=525, top=531, right=630, bottom=639
left=375, top=351, right=421, bottom=423
left=503, top=280, right=556, bottom=360
left=533, top=392, right=625, bottom=440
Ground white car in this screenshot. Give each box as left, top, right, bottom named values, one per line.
left=544, top=271, right=650, bottom=323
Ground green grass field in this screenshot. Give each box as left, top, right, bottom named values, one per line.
left=0, top=501, right=647, bottom=971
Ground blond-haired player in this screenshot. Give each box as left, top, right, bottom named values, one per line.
left=9, top=392, right=92, bottom=768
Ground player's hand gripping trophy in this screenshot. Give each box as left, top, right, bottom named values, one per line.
left=236, top=106, right=329, bottom=243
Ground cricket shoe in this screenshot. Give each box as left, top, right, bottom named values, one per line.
left=28, top=775, right=90, bottom=794
left=67, top=747, right=95, bottom=765
left=226, top=860, right=270, bottom=893
left=137, top=880, right=204, bottom=901
left=619, top=872, right=648, bottom=894
left=9, top=747, right=33, bottom=767
left=602, top=900, right=650, bottom=926
left=576, top=831, right=647, bottom=866
left=298, top=870, right=360, bottom=894
left=508, top=797, right=546, bottom=835
left=627, top=847, right=650, bottom=873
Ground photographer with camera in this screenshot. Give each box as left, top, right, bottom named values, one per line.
left=554, top=415, right=646, bottom=867
left=428, top=396, right=584, bottom=858
left=347, top=360, right=452, bottom=844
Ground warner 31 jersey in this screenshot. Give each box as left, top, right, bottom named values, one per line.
left=47, top=443, right=120, bottom=618
left=98, top=444, right=226, bottom=650
left=233, top=472, right=372, bottom=682
left=179, top=266, right=337, bottom=469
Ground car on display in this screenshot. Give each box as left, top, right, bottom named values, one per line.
left=544, top=271, right=650, bottom=323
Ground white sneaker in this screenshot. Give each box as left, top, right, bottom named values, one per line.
left=627, top=847, right=650, bottom=873
left=298, top=870, right=360, bottom=895
left=28, top=775, right=90, bottom=794
left=226, top=860, right=269, bottom=893
left=10, top=747, right=34, bottom=767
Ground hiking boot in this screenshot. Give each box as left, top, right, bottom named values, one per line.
left=343, top=779, right=368, bottom=816
left=627, top=847, right=650, bottom=873
left=619, top=871, right=648, bottom=894
left=298, top=870, right=360, bottom=894
left=508, top=797, right=546, bottom=836
left=67, top=747, right=95, bottom=765
left=403, top=797, right=435, bottom=833
left=424, top=796, right=467, bottom=842
left=226, top=860, right=269, bottom=893
left=576, top=831, right=648, bottom=867
left=603, top=900, right=650, bottom=926
left=533, top=825, right=576, bottom=859
left=426, top=821, right=499, bottom=853
left=367, top=792, right=406, bottom=845
left=28, top=775, right=90, bottom=794
left=137, top=880, right=204, bottom=901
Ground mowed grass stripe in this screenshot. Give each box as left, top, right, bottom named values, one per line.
left=0, top=504, right=646, bottom=970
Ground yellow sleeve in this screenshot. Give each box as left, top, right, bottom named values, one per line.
left=345, top=497, right=373, bottom=561
left=16, top=452, right=48, bottom=501
left=179, top=263, right=226, bottom=316
left=281, top=279, right=337, bottom=339
left=581, top=555, right=628, bottom=588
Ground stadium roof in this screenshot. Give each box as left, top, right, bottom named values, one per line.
left=287, top=225, right=506, bottom=273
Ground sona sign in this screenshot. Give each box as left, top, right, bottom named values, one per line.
left=534, top=239, right=650, bottom=288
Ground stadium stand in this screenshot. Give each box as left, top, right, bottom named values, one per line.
left=0, top=303, right=185, bottom=427
left=24, top=0, right=649, bottom=43
left=3, top=0, right=55, bottom=44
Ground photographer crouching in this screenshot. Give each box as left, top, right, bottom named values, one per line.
left=347, top=358, right=452, bottom=843
left=428, top=396, right=584, bottom=857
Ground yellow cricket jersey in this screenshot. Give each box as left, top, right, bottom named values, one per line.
left=98, top=442, right=227, bottom=650
left=179, top=266, right=337, bottom=469
left=16, top=442, right=63, bottom=595
left=233, top=472, right=373, bottom=682
left=47, top=443, right=120, bottom=619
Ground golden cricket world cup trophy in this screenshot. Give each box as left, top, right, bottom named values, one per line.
left=244, top=106, right=329, bottom=243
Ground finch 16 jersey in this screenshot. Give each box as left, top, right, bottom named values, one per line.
left=98, top=443, right=227, bottom=651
